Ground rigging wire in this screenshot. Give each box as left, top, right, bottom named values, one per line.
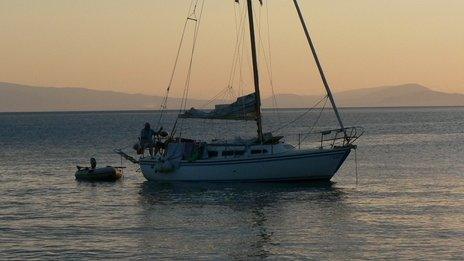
left=200, top=1, right=246, bottom=141
left=154, top=0, right=348, bottom=147
left=198, top=2, right=246, bottom=111
left=171, top=0, right=206, bottom=138
left=256, top=1, right=279, bottom=117
left=238, top=2, right=249, bottom=120
left=199, top=2, right=249, bottom=120
left=177, top=3, right=202, bottom=111
left=299, top=96, right=328, bottom=144
left=227, top=2, right=248, bottom=97
left=263, top=0, right=282, bottom=127
left=238, top=7, right=248, bottom=98
left=157, top=1, right=198, bottom=127
left=199, top=87, right=230, bottom=109
left=271, top=95, right=328, bottom=134
left=264, top=0, right=278, bottom=114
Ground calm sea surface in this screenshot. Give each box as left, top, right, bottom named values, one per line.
left=1, top=107, right=463, bottom=259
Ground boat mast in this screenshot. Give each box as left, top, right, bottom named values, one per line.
left=292, top=0, right=347, bottom=136
left=246, top=0, right=264, bottom=142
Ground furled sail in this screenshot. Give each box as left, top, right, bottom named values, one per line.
left=179, top=93, right=257, bottom=120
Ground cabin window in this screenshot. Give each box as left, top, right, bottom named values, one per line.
left=251, top=149, right=268, bottom=155
left=222, top=151, right=234, bottom=157
left=284, top=145, right=294, bottom=150
left=208, top=151, right=218, bottom=158
left=234, top=150, right=245, bottom=156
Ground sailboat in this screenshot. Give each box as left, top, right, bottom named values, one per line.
left=136, top=0, right=363, bottom=182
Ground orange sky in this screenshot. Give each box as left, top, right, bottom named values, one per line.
left=1, top=0, right=463, bottom=98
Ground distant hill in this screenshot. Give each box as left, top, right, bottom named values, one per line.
left=0, top=82, right=463, bottom=112
left=0, top=82, right=219, bottom=112
left=263, top=83, right=464, bottom=108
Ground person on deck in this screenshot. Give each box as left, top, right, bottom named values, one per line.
left=140, top=122, right=157, bottom=156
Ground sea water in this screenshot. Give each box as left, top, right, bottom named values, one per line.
left=0, top=107, right=463, bottom=259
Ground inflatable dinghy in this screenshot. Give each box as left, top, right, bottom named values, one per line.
left=75, top=166, right=124, bottom=181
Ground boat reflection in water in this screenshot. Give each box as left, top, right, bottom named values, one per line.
left=137, top=181, right=349, bottom=259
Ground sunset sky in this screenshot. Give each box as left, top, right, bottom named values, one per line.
left=1, top=0, right=463, bottom=98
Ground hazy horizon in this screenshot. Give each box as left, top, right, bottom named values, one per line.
left=2, top=81, right=464, bottom=112
left=2, top=80, right=464, bottom=96
left=1, top=0, right=463, bottom=99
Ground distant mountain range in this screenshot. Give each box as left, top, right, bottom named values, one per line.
left=0, top=82, right=463, bottom=112
left=264, top=83, right=464, bottom=108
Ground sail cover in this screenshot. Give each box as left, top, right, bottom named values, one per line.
left=179, top=93, right=257, bottom=120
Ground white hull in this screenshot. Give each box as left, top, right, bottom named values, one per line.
left=139, top=147, right=351, bottom=182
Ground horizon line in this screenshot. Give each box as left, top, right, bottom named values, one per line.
left=1, top=105, right=464, bottom=114
left=1, top=81, right=464, bottom=97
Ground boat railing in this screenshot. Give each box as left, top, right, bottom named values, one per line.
left=293, top=126, right=364, bottom=150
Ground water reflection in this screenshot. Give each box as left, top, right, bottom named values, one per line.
left=137, top=181, right=347, bottom=259
left=138, top=181, right=344, bottom=211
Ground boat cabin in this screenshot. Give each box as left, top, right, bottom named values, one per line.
left=171, top=141, right=295, bottom=161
